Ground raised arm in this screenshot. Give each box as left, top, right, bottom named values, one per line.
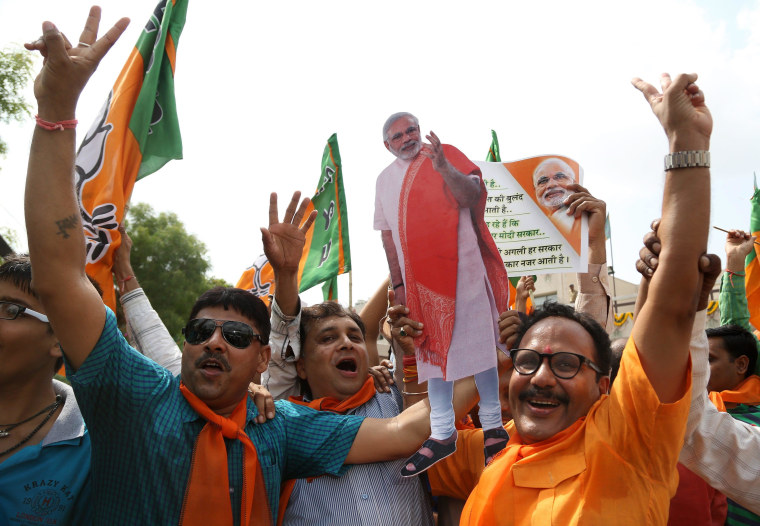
left=358, top=277, right=391, bottom=367
left=422, top=131, right=481, bottom=208
left=565, top=185, right=613, bottom=330
left=114, top=225, right=182, bottom=374
left=260, top=192, right=316, bottom=399
left=630, top=73, right=712, bottom=402
left=381, top=230, right=406, bottom=305
left=24, top=8, right=129, bottom=370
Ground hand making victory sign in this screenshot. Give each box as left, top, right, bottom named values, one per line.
left=24, top=6, right=130, bottom=121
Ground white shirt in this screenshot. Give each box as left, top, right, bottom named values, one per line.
left=680, top=309, right=760, bottom=515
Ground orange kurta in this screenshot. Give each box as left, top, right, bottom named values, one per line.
left=433, top=338, right=692, bottom=526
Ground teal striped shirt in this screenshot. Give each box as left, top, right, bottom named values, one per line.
left=66, top=308, right=364, bottom=525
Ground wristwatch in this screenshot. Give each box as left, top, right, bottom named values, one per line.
left=664, top=150, right=710, bottom=171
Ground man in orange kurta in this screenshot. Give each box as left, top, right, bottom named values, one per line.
left=429, top=72, right=715, bottom=525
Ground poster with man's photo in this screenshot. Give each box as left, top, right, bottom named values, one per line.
left=475, top=155, right=588, bottom=275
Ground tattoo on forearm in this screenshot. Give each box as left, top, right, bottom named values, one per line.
left=55, top=214, right=79, bottom=239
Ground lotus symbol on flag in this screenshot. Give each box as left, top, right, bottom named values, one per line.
left=75, top=93, right=118, bottom=265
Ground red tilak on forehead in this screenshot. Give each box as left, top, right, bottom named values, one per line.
left=543, top=345, right=553, bottom=354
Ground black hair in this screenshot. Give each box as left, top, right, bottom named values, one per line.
left=299, top=302, right=365, bottom=353
left=706, top=324, right=758, bottom=379
left=188, top=287, right=271, bottom=345
left=513, top=302, right=612, bottom=380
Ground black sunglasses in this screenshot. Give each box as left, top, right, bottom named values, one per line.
left=182, top=318, right=261, bottom=349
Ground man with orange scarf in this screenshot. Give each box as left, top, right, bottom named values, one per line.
left=374, top=113, right=511, bottom=476
left=23, top=10, right=465, bottom=525
left=426, top=73, right=716, bottom=525
left=704, top=323, right=760, bottom=524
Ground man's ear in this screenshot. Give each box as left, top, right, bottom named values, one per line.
left=256, top=345, right=271, bottom=374
left=735, top=355, right=750, bottom=376
left=598, top=375, right=611, bottom=396
left=50, top=341, right=63, bottom=359
left=296, top=358, right=308, bottom=380
left=384, top=140, right=391, bottom=152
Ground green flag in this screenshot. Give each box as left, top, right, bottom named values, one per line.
left=486, top=130, right=501, bottom=162
left=604, top=213, right=611, bottom=240
left=298, top=134, right=352, bottom=300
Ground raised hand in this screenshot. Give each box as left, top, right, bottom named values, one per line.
left=261, top=192, right=317, bottom=273
left=421, top=131, right=451, bottom=174
left=724, top=229, right=756, bottom=272
left=631, top=73, right=712, bottom=150
left=25, top=6, right=129, bottom=118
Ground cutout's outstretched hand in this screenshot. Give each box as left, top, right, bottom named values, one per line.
left=261, top=192, right=317, bottom=273
left=631, top=73, right=712, bottom=149
left=25, top=6, right=129, bottom=112
left=421, top=131, right=450, bottom=173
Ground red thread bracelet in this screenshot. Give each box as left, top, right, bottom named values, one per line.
left=35, top=115, right=78, bottom=131
left=402, top=355, right=417, bottom=366
left=119, top=275, right=134, bottom=293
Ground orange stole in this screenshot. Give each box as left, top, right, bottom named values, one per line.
left=179, top=383, right=271, bottom=526
left=276, top=377, right=377, bottom=525
left=708, top=375, right=760, bottom=412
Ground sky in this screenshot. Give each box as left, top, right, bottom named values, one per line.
left=2, top=0, right=760, bottom=307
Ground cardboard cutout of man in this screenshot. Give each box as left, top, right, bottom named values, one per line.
left=374, top=112, right=511, bottom=475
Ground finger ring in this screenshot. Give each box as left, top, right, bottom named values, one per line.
left=399, top=327, right=407, bottom=337
left=78, top=41, right=91, bottom=48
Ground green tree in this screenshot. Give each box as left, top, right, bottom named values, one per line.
left=0, top=47, right=34, bottom=158
left=0, top=226, right=19, bottom=263
left=125, top=203, right=230, bottom=342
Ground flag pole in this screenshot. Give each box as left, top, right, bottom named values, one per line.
left=607, top=219, right=618, bottom=314
left=349, top=270, right=353, bottom=309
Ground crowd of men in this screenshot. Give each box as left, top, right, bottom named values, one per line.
left=2, top=6, right=760, bottom=526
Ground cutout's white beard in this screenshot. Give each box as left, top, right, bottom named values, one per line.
left=396, top=141, right=422, bottom=160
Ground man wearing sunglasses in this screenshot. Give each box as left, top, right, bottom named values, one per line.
left=22, top=11, right=476, bottom=524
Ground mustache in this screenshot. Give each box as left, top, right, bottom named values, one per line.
left=194, top=353, right=231, bottom=371
left=518, top=386, right=569, bottom=405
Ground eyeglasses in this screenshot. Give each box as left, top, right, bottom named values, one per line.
left=509, top=348, right=603, bottom=379
left=182, top=318, right=261, bottom=349
left=388, top=126, right=420, bottom=143
left=0, top=301, right=49, bottom=323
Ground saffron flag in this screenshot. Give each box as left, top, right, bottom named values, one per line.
left=76, top=0, right=186, bottom=310
left=236, top=254, right=275, bottom=306
left=485, top=130, right=501, bottom=162
left=746, top=174, right=760, bottom=331
left=237, top=134, right=351, bottom=302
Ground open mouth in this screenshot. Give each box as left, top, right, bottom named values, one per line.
left=200, top=359, right=225, bottom=371
left=336, top=357, right=357, bottom=373
left=528, top=399, right=561, bottom=409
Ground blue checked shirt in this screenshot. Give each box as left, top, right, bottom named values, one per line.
left=66, top=308, right=364, bottom=525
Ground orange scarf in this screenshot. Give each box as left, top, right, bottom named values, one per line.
left=463, top=419, right=584, bottom=525
left=288, top=376, right=377, bottom=412
left=179, top=383, right=272, bottom=526
left=708, top=375, right=760, bottom=412
left=276, top=377, right=377, bottom=525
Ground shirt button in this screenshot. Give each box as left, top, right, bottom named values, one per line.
left=361, top=494, right=368, bottom=500
left=591, top=277, right=599, bottom=283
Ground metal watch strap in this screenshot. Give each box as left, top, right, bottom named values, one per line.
left=664, top=150, right=710, bottom=171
